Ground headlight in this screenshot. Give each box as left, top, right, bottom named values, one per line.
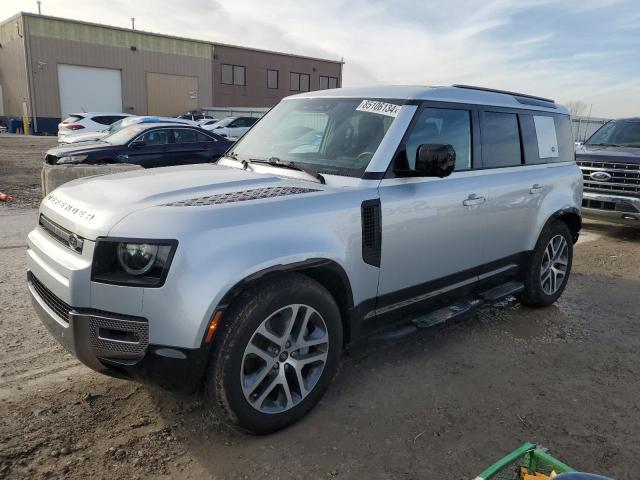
left=57, top=154, right=88, bottom=164
left=92, top=239, right=178, bottom=287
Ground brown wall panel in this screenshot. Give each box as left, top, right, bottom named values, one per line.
left=147, top=72, right=198, bottom=116
left=212, top=45, right=342, bottom=107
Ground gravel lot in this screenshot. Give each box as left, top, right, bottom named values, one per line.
left=1, top=134, right=639, bottom=479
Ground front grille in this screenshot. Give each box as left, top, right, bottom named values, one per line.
left=582, top=199, right=638, bottom=213
left=39, top=214, right=84, bottom=254
left=577, top=160, right=640, bottom=197
left=29, top=272, right=72, bottom=323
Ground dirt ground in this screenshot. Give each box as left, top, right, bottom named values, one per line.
left=1, top=134, right=639, bottom=479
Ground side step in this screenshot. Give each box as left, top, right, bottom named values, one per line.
left=372, top=280, right=524, bottom=340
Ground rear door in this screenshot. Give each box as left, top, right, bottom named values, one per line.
left=479, top=109, right=549, bottom=265
left=126, top=128, right=170, bottom=168
left=165, top=128, right=210, bottom=165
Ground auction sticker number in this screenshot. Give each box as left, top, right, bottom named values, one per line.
left=356, top=100, right=401, bottom=118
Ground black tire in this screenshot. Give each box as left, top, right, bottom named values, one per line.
left=519, top=220, right=573, bottom=307
left=203, top=273, right=342, bottom=434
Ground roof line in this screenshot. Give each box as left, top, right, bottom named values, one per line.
left=3, top=11, right=344, bottom=65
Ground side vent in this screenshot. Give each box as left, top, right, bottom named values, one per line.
left=361, top=199, right=382, bottom=267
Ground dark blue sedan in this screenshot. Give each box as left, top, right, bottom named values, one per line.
left=45, top=123, right=234, bottom=168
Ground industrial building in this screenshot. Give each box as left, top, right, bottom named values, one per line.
left=0, top=12, right=343, bottom=134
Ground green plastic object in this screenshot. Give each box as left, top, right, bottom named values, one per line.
left=475, top=442, right=576, bottom=480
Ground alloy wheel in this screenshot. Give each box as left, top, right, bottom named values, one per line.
left=241, top=304, right=329, bottom=414
left=540, top=234, right=569, bottom=295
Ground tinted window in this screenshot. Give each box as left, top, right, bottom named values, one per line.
left=141, top=129, right=169, bottom=146
left=268, top=69, right=278, bottom=89
left=196, top=131, right=214, bottom=142
left=233, top=66, right=245, bottom=86
left=221, top=64, right=233, bottom=84
left=404, top=108, right=472, bottom=170
left=482, top=112, right=522, bottom=168
left=290, top=73, right=310, bottom=92
left=173, top=129, right=198, bottom=143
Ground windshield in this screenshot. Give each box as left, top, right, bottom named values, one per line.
left=104, top=125, right=146, bottom=145
left=228, top=98, right=401, bottom=176
left=585, top=121, right=640, bottom=147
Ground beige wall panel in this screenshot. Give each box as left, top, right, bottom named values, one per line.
left=26, top=36, right=212, bottom=117
left=0, top=17, right=28, bottom=117
left=147, top=72, right=198, bottom=116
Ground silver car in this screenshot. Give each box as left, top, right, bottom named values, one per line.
left=27, top=85, right=582, bottom=433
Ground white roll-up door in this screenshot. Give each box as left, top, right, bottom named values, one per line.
left=58, top=65, right=122, bottom=117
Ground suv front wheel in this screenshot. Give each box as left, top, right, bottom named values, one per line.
left=204, top=273, right=342, bottom=434
left=519, top=220, right=574, bottom=307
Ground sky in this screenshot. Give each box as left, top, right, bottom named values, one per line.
left=3, top=0, right=639, bottom=117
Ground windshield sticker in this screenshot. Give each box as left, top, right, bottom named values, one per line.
left=356, top=100, right=401, bottom=117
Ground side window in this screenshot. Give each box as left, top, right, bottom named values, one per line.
left=173, top=129, right=198, bottom=144
left=92, top=116, right=112, bottom=125
left=481, top=112, right=522, bottom=168
left=404, top=108, right=472, bottom=170
left=140, top=129, right=169, bottom=146
left=246, top=118, right=258, bottom=126
left=521, top=114, right=573, bottom=164
left=195, top=131, right=214, bottom=142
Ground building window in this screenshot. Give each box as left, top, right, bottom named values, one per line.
left=319, top=76, right=339, bottom=90
left=268, top=69, right=278, bottom=89
left=221, top=64, right=246, bottom=86
left=290, top=72, right=310, bottom=92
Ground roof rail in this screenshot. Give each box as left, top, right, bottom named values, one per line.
left=452, top=84, right=555, bottom=104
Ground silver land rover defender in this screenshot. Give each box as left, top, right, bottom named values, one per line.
left=27, top=85, right=582, bottom=433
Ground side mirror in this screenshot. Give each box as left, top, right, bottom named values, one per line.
left=130, top=140, right=145, bottom=149
left=415, top=143, right=456, bottom=178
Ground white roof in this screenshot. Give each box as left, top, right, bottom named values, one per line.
left=69, top=112, right=133, bottom=116
left=289, top=85, right=568, bottom=115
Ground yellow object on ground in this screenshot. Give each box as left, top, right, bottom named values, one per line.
left=520, top=467, right=557, bottom=479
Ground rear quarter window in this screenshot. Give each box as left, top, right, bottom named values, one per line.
left=521, top=114, right=573, bottom=164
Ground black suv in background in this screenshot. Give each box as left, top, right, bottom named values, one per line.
left=45, top=123, right=233, bottom=169
left=577, top=117, right=640, bottom=225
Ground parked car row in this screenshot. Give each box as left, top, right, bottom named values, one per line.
left=47, top=122, right=233, bottom=168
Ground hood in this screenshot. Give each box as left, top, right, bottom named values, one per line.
left=61, top=131, right=109, bottom=144
left=39, top=164, right=318, bottom=240
left=576, top=144, right=640, bottom=164
left=47, top=141, right=114, bottom=158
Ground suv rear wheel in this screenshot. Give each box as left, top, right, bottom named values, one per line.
left=203, top=273, right=342, bottom=434
left=519, top=220, right=573, bottom=307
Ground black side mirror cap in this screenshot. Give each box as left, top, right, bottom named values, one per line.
left=130, top=140, right=145, bottom=148
left=415, top=143, right=456, bottom=178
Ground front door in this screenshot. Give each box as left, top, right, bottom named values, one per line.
left=376, top=105, right=488, bottom=316
left=126, top=129, right=169, bottom=168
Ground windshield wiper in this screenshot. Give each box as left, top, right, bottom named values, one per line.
left=587, top=143, right=622, bottom=147
left=247, top=157, right=325, bottom=184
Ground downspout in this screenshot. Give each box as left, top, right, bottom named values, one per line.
left=22, top=15, right=39, bottom=133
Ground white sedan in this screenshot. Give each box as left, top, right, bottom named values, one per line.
left=201, top=116, right=258, bottom=140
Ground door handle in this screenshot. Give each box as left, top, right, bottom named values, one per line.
left=530, top=184, right=544, bottom=194
left=463, top=194, right=486, bottom=207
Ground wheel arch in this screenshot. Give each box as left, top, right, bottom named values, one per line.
left=547, top=206, right=582, bottom=244
left=216, top=258, right=355, bottom=344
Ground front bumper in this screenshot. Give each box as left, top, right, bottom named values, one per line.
left=28, top=271, right=210, bottom=394
left=581, top=191, right=640, bottom=225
